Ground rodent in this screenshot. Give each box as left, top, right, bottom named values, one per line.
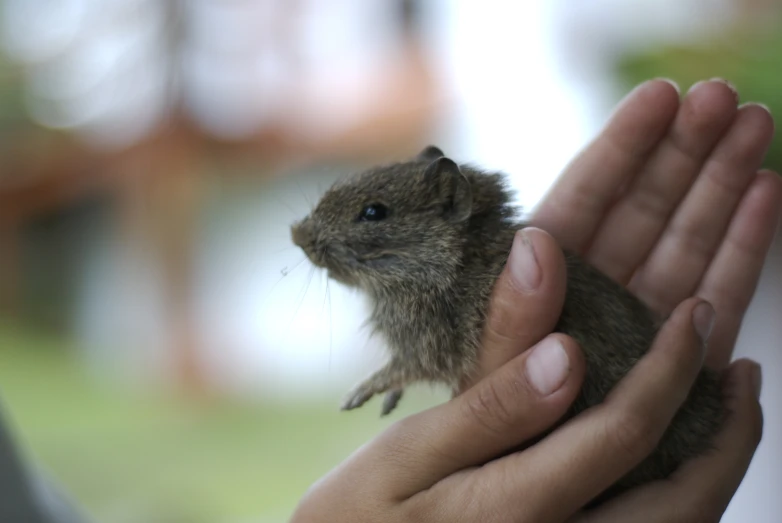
left=290, top=146, right=725, bottom=496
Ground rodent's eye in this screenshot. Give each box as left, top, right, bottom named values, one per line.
left=358, top=203, right=388, bottom=222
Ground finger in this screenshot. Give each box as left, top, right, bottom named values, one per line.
left=377, top=334, right=585, bottom=498
left=629, top=103, right=775, bottom=314
left=585, top=80, right=739, bottom=283
left=572, top=359, right=763, bottom=523
left=699, top=171, right=782, bottom=368
left=532, top=79, right=681, bottom=252
left=463, top=227, right=567, bottom=391
left=466, top=297, right=710, bottom=522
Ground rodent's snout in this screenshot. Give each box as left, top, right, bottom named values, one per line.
left=290, top=218, right=314, bottom=250
left=291, top=218, right=326, bottom=266
left=291, top=217, right=336, bottom=269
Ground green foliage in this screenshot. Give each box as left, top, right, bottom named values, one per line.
left=614, top=28, right=782, bottom=173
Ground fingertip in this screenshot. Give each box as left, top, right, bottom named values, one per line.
left=549, top=333, right=586, bottom=376
left=601, top=78, right=681, bottom=141
left=692, top=300, right=716, bottom=346
left=653, top=77, right=681, bottom=95
left=723, top=358, right=763, bottom=402
left=675, top=296, right=712, bottom=363
left=495, top=227, right=567, bottom=307
left=739, top=101, right=773, bottom=119
left=736, top=102, right=775, bottom=139
left=617, top=296, right=708, bottom=402
left=685, top=79, right=740, bottom=109
left=750, top=361, right=763, bottom=400
left=664, top=295, right=711, bottom=344
left=630, top=78, right=682, bottom=111
left=518, top=227, right=568, bottom=285
left=717, top=358, right=764, bottom=450
left=508, top=230, right=543, bottom=292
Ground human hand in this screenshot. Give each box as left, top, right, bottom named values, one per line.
left=532, top=78, right=780, bottom=371
left=291, top=230, right=762, bottom=522
left=570, top=357, right=762, bottom=523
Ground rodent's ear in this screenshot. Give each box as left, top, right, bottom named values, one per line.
left=423, top=157, right=472, bottom=223
left=415, top=145, right=445, bottom=162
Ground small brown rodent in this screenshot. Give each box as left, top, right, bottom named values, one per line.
left=290, top=146, right=724, bottom=495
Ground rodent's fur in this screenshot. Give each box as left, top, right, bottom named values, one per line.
left=291, top=146, right=725, bottom=495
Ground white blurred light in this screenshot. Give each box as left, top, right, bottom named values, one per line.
left=2, top=0, right=169, bottom=149
left=180, top=0, right=278, bottom=138
left=1, top=0, right=87, bottom=63
left=181, top=47, right=279, bottom=139
left=438, top=0, right=591, bottom=211
left=186, top=0, right=274, bottom=55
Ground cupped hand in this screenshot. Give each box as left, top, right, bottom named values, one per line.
left=291, top=230, right=762, bottom=523
left=532, top=79, right=780, bottom=370
left=570, top=357, right=762, bottom=523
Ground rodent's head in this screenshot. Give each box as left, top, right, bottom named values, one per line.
left=291, top=146, right=473, bottom=291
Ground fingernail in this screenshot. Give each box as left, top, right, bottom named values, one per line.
left=692, top=301, right=716, bottom=344
left=509, top=230, right=541, bottom=292
left=750, top=362, right=763, bottom=400
left=655, top=77, right=680, bottom=94
left=525, top=337, right=570, bottom=396
left=709, top=77, right=739, bottom=103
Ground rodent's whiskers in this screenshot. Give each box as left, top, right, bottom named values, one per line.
left=315, top=245, right=334, bottom=371
left=270, top=244, right=295, bottom=255
left=327, top=277, right=333, bottom=373
left=320, top=269, right=330, bottom=317
left=319, top=271, right=334, bottom=373
left=264, top=256, right=308, bottom=306
left=281, top=256, right=307, bottom=277
left=275, top=197, right=298, bottom=219
left=290, top=264, right=316, bottom=326
left=295, top=180, right=315, bottom=212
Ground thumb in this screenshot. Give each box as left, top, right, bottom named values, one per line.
left=463, top=227, right=568, bottom=391
left=375, top=333, right=585, bottom=498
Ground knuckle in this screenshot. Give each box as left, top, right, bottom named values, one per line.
left=629, top=185, right=670, bottom=222
left=484, top=292, right=523, bottom=344
left=403, top=481, right=480, bottom=523
left=377, top=417, right=429, bottom=465
left=401, top=492, right=438, bottom=523
left=462, top=376, right=524, bottom=436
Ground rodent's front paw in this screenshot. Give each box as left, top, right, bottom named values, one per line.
left=340, top=382, right=378, bottom=411
left=341, top=364, right=407, bottom=414
left=341, top=386, right=404, bottom=416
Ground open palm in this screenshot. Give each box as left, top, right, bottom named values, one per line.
left=532, top=78, right=780, bottom=369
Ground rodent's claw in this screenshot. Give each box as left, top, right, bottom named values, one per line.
left=381, top=389, right=403, bottom=416
left=340, top=385, right=374, bottom=411
left=341, top=364, right=402, bottom=413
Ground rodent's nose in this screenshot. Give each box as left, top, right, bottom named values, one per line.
left=291, top=219, right=314, bottom=249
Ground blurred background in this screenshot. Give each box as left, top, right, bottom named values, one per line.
left=0, top=0, right=780, bottom=522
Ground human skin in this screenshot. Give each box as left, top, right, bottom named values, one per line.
left=291, top=79, right=780, bottom=522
